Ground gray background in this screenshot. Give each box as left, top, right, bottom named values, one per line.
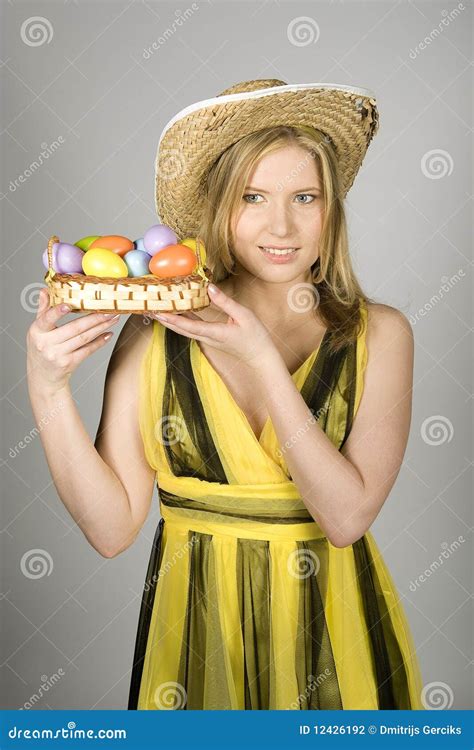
left=1, top=0, right=472, bottom=710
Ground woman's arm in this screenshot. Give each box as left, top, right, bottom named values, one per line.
left=250, top=304, right=414, bottom=548
left=28, top=314, right=156, bottom=558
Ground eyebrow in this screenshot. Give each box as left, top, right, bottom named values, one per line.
left=245, top=186, right=322, bottom=193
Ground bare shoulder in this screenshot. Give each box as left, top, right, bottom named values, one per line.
left=106, top=313, right=154, bottom=373
left=365, top=302, right=414, bottom=357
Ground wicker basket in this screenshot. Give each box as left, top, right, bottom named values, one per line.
left=43, top=235, right=212, bottom=314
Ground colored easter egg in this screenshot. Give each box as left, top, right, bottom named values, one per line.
left=74, top=235, right=100, bottom=251
left=42, top=242, right=60, bottom=271
left=55, top=243, right=85, bottom=274
left=143, top=224, right=178, bottom=255
left=134, top=237, right=147, bottom=253
left=123, top=249, right=151, bottom=277
left=148, top=244, right=197, bottom=278
left=181, top=237, right=207, bottom=265
left=82, top=248, right=128, bottom=278
left=89, top=235, right=134, bottom=257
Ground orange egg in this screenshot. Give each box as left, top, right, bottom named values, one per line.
left=149, top=244, right=197, bottom=278
left=89, top=235, right=134, bottom=257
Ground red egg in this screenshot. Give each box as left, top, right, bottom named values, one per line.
left=89, top=235, right=134, bottom=257
left=149, top=244, right=197, bottom=278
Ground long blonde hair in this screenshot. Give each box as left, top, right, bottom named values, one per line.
left=196, top=125, right=376, bottom=350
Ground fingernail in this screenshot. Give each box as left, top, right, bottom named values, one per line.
left=61, top=304, right=71, bottom=312
left=154, top=313, right=167, bottom=320
left=208, top=284, right=217, bottom=294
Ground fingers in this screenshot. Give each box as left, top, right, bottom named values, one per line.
left=35, top=288, right=52, bottom=320
left=49, top=311, right=121, bottom=346
left=154, top=312, right=227, bottom=342
left=70, top=329, right=116, bottom=367
left=61, top=314, right=121, bottom=353
left=206, top=284, right=249, bottom=321
left=35, top=293, right=74, bottom=332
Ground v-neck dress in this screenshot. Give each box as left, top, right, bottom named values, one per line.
left=128, top=299, right=424, bottom=710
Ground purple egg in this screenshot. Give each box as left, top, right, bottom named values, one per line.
left=55, top=243, right=85, bottom=274
left=42, top=242, right=60, bottom=271
left=143, top=224, right=177, bottom=255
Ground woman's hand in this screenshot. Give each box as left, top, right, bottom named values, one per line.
left=149, top=284, right=279, bottom=369
left=27, top=288, right=121, bottom=395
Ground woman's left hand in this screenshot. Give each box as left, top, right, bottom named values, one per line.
left=147, top=284, right=279, bottom=370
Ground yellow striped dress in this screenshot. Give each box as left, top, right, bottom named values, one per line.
left=128, top=299, right=424, bottom=710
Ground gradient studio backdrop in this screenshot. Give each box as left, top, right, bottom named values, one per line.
left=1, top=0, right=472, bottom=710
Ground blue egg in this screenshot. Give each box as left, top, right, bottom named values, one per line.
left=134, top=237, right=148, bottom=253
left=123, top=249, right=151, bottom=277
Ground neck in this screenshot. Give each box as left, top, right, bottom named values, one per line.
left=224, top=266, right=322, bottom=331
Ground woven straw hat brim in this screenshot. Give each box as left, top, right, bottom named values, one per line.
left=155, top=81, right=379, bottom=240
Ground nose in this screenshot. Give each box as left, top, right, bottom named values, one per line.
left=266, top=199, right=295, bottom=238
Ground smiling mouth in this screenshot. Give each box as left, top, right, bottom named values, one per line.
left=258, top=246, right=300, bottom=256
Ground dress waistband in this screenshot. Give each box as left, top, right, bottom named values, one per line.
left=159, top=493, right=327, bottom=542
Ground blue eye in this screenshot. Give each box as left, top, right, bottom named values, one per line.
left=242, top=193, right=318, bottom=204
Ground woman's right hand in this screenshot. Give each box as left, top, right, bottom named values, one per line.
left=26, top=288, right=121, bottom=395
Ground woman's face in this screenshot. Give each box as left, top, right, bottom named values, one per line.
left=231, top=144, right=324, bottom=282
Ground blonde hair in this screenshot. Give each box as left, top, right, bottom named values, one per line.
left=196, top=125, right=376, bottom=350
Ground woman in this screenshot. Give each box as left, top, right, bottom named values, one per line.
left=27, top=80, right=424, bottom=710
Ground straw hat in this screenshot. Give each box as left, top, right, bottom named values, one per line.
left=155, top=79, right=379, bottom=241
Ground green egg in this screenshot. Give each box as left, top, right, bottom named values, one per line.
left=75, top=235, right=101, bottom=251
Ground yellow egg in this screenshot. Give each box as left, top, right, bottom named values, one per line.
left=181, top=237, right=207, bottom=265
left=82, top=248, right=128, bottom=278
